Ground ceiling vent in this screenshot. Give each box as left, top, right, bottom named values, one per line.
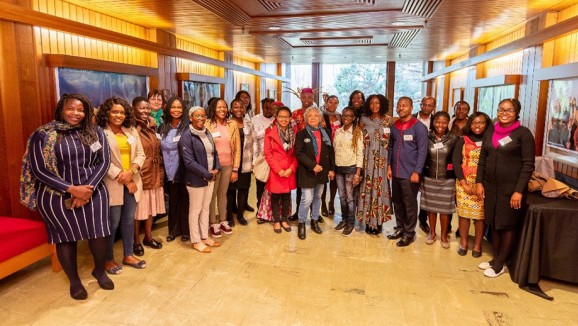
left=192, top=0, right=251, bottom=26
left=258, top=0, right=283, bottom=11
left=300, top=37, right=373, bottom=46
left=353, top=0, right=377, bottom=5
left=402, top=0, right=442, bottom=18
left=389, top=29, right=420, bottom=48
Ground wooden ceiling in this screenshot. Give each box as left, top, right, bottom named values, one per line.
left=64, top=0, right=578, bottom=64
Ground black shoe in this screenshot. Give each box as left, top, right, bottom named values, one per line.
left=92, top=270, right=114, bottom=290
left=457, top=245, right=468, bottom=256
left=334, top=221, right=347, bottom=231
left=376, top=225, right=383, bottom=234
left=321, top=204, right=329, bottom=217
left=245, top=204, right=255, bottom=212
left=166, top=235, right=176, bottom=242
left=289, top=213, right=299, bottom=221
left=472, top=250, right=482, bottom=258
left=70, top=283, right=88, bottom=300
left=328, top=202, right=335, bottom=216
left=181, top=235, right=190, bottom=242
left=143, top=239, right=163, bottom=249
left=387, top=230, right=404, bottom=240
left=237, top=215, right=248, bottom=226
left=365, top=224, right=371, bottom=234
left=311, top=220, right=323, bottom=234
left=133, top=243, right=145, bottom=256
left=342, top=225, right=354, bottom=237
left=257, top=219, right=268, bottom=224
left=227, top=216, right=235, bottom=227
left=396, top=236, right=414, bottom=247
left=419, top=222, right=430, bottom=234
left=317, top=215, right=325, bottom=224
left=298, top=222, right=306, bottom=240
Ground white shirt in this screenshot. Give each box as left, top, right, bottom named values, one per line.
left=416, top=112, right=432, bottom=130
left=251, top=114, right=275, bottom=162
left=333, top=126, right=364, bottom=168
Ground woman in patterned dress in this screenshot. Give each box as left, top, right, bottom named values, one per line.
left=21, top=94, right=113, bottom=300
left=453, top=112, right=492, bottom=257
left=356, top=94, right=393, bottom=235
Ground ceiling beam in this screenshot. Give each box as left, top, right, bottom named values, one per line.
left=250, top=25, right=425, bottom=35
left=0, top=2, right=289, bottom=82
left=422, top=15, right=578, bottom=81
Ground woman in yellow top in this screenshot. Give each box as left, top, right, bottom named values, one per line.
left=97, top=96, right=146, bottom=275
left=205, top=98, right=241, bottom=238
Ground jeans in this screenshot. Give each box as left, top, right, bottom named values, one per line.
left=335, top=172, right=357, bottom=227
left=107, top=186, right=137, bottom=260
left=298, top=184, right=324, bottom=223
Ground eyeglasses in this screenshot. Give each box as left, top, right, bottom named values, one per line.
left=192, top=114, right=207, bottom=119
left=497, top=108, right=516, bottom=114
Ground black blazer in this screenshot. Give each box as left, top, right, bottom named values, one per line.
left=295, top=128, right=335, bottom=188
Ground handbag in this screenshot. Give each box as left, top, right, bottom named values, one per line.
left=253, top=153, right=270, bottom=182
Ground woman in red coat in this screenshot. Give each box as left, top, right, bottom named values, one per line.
left=264, top=107, right=297, bottom=233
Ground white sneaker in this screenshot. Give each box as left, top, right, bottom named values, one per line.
left=483, top=266, right=507, bottom=278
left=478, top=262, right=492, bottom=270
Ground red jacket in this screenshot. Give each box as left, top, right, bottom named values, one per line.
left=264, top=125, right=297, bottom=194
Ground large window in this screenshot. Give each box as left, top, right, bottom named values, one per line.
left=394, top=62, right=424, bottom=115
left=321, top=63, right=387, bottom=112
left=477, top=85, right=515, bottom=119
left=289, top=64, right=312, bottom=109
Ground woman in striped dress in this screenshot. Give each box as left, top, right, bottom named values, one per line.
left=21, top=94, right=113, bottom=300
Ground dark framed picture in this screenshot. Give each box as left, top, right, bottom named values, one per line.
left=546, top=79, right=577, bottom=153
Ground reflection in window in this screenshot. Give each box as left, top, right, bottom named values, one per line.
left=477, top=85, right=515, bottom=119
left=394, top=63, right=424, bottom=115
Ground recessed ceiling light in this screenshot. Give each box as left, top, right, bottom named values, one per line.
left=391, top=21, right=406, bottom=26
left=268, top=26, right=281, bottom=30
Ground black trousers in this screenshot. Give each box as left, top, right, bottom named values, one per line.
left=392, top=177, right=420, bottom=238
left=271, top=193, right=291, bottom=222
left=166, top=181, right=190, bottom=237
left=256, top=180, right=266, bottom=208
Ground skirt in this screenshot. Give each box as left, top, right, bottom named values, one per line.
left=420, top=176, right=456, bottom=215
left=455, top=176, right=484, bottom=220
left=135, top=187, right=166, bottom=220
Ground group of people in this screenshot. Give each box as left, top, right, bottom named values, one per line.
left=20, top=86, right=535, bottom=300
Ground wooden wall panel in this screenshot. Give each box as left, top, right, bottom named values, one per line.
left=484, top=51, right=524, bottom=77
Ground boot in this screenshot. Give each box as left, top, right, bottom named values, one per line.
left=298, top=223, right=306, bottom=240
left=311, top=220, right=323, bottom=234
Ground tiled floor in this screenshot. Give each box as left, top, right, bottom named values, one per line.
left=1, top=199, right=577, bottom=325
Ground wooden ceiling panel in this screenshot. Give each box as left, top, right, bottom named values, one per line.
left=59, top=0, right=578, bottom=64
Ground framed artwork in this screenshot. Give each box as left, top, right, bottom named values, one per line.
left=268, top=89, right=276, bottom=99
left=183, top=81, right=221, bottom=108
left=545, top=78, right=578, bottom=153
left=240, top=83, right=249, bottom=92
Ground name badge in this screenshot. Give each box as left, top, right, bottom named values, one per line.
left=127, top=136, right=135, bottom=145
left=172, top=135, right=181, bottom=143
left=403, top=134, right=413, bottom=141
left=156, top=133, right=162, bottom=140
left=90, top=141, right=102, bottom=152
left=243, top=128, right=250, bottom=135
left=383, top=127, right=390, bottom=134
left=304, top=138, right=311, bottom=143
left=433, top=142, right=444, bottom=150
left=332, top=120, right=341, bottom=126
left=212, top=131, right=221, bottom=138
left=498, top=136, right=512, bottom=147
left=475, top=141, right=483, bottom=147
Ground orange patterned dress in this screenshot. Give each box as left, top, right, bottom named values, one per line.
left=455, top=136, right=484, bottom=219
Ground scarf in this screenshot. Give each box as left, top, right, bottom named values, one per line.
left=20, top=121, right=77, bottom=210
left=306, top=124, right=331, bottom=157
left=492, top=121, right=520, bottom=148
left=277, top=123, right=294, bottom=151
left=150, top=109, right=163, bottom=126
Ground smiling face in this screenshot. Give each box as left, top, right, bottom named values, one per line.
left=108, top=104, right=126, bottom=128
left=276, top=109, right=291, bottom=129
left=62, top=99, right=86, bottom=126
left=169, top=100, right=183, bottom=120
left=341, top=108, right=355, bottom=128
left=471, top=115, right=488, bottom=136
left=420, top=98, right=435, bottom=116
left=369, top=97, right=381, bottom=115
left=497, top=100, right=517, bottom=127
left=231, top=101, right=245, bottom=119
left=433, top=115, right=449, bottom=137
left=455, top=103, right=470, bottom=120
left=351, top=92, right=363, bottom=109
left=149, top=94, right=163, bottom=111
left=215, top=100, right=228, bottom=121
left=326, top=97, right=339, bottom=112
left=134, top=100, right=151, bottom=120
left=189, top=109, right=207, bottom=130
left=300, top=92, right=314, bottom=109
left=306, top=109, right=321, bottom=127
left=396, top=98, right=413, bottom=121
